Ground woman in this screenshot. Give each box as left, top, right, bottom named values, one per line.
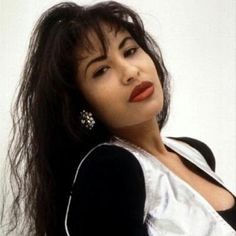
left=2, top=1, right=235, bottom=235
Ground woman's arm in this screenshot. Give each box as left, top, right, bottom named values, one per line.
left=65, top=145, right=148, bottom=236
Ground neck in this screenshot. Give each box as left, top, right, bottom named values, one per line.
left=112, top=118, right=168, bottom=157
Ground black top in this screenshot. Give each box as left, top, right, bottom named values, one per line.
left=218, top=198, right=236, bottom=230
left=65, top=137, right=236, bottom=235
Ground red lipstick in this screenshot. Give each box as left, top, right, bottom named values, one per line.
left=129, top=81, right=154, bottom=102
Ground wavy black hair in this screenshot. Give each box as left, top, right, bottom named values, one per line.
left=2, top=1, right=170, bottom=235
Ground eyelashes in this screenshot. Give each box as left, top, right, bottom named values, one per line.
left=92, top=47, right=140, bottom=78
left=124, top=47, right=139, bottom=57
left=93, top=66, right=109, bottom=78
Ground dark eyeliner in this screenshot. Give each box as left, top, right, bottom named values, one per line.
left=124, top=47, right=139, bottom=57
left=93, top=66, right=108, bottom=78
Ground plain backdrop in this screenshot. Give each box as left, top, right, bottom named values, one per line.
left=0, top=0, right=235, bottom=234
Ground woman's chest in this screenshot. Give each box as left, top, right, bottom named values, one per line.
left=162, top=153, right=235, bottom=211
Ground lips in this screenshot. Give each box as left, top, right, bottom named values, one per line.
left=129, top=81, right=154, bottom=102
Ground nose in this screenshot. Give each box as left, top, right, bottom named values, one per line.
left=120, top=61, right=140, bottom=85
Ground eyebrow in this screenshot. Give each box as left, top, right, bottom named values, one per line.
left=118, top=36, right=133, bottom=50
left=84, top=36, right=133, bottom=74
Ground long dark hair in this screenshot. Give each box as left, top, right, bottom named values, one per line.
left=2, top=1, right=170, bottom=235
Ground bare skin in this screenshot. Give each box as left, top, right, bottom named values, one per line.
left=114, top=118, right=235, bottom=211
left=163, top=153, right=235, bottom=211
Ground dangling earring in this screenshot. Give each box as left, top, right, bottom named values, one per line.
left=80, top=110, right=95, bottom=130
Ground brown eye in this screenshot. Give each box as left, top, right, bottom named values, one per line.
left=124, top=47, right=139, bottom=57
left=93, top=66, right=109, bottom=78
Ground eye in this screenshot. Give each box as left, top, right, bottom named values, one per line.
left=124, top=47, right=139, bottom=57
left=93, top=66, right=109, bottom=78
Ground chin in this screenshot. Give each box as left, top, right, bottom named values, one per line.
left=146, top=102, right=163, bottom=117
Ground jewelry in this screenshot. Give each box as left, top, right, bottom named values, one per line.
left=80, top=110, right=95, bottom=130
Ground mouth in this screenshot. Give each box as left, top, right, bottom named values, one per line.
left=129, top=81, right=154, bottom=102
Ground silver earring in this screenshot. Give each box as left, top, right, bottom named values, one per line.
left=80, top=110, right=95, bottom=130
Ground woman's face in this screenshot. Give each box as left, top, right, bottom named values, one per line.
left=76, top=25, right=164, bottom=130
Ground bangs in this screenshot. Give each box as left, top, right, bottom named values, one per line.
left=76, top=20, right=124, bottom=61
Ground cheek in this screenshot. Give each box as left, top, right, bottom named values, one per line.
left=148, top=60, right=159, bottom=77
left=80, top=85, right=121, bottom=123
left=95, top=95, right=122, bottom=121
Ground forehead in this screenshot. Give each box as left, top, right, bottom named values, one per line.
left=77, top=24, right=131, bottom=59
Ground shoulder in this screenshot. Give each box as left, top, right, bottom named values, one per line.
left=167, top=136, right=216, bottom=171
left=77, top=144, right=144, bottom=177
left=70, top=144, right=146, bottom=197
